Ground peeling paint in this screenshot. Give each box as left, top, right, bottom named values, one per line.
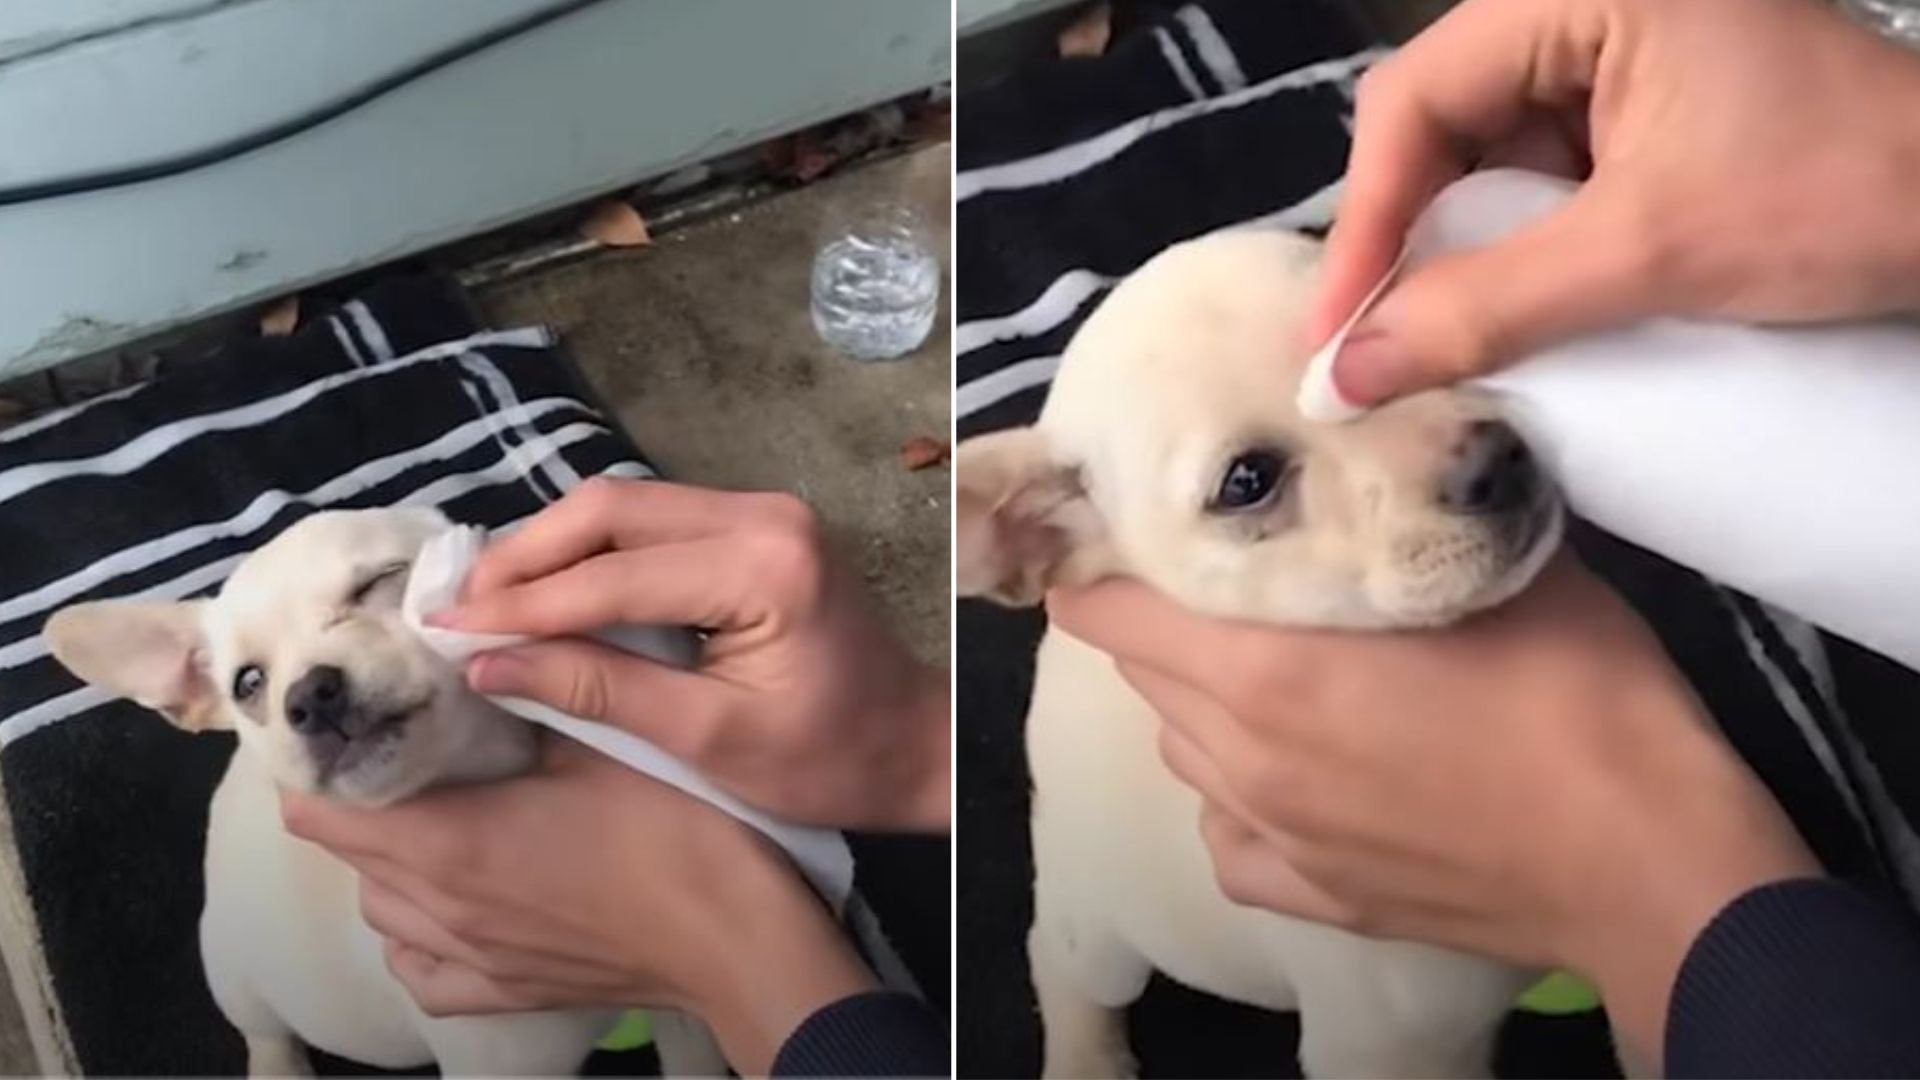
left=13, top=314, right=139, bottom=372
left=217, top=249, right=267, bottom=272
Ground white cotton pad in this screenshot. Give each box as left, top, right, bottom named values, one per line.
left=402, top=525, right=857, bottom=907
left=1295, top=248, right=1407, bottom=423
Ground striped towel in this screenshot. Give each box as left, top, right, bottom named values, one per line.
left=0, top=275, right=662, bottom=1075
left=953, top=3, right=1920, bottom=1077
left=0, top=275, right=923, bottom=1076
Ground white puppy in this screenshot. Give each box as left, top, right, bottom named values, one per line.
left=47, top=508, right=724, bottom=1077
left=957, top=228, right=1565, bottom=1077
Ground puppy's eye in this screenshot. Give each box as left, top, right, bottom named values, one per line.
left=349, top=562, right=410, bottom=605
left=232, top=665, right=265, bottom=702
left=1210, top=450, right=1289, bottom=512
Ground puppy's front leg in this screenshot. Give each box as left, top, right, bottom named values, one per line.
left=1030, top=922, right=1140, bottom=1079
left=1296, top=991, right=1499, bottom=1080
left=651, top=1009, right=729, bottom=1077
left=241, top=1032, right=312, bottom=1078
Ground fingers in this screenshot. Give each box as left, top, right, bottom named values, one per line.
left=385, top=942, right=556, bottom=1017
left=1478, top=112, right=1591, bottom=178
left=360, top=877, right=487, bottom=971
left=1198, top=803, right=1350, bottom=926
left=1331, top=183, right=1662, bottom=403
left=1047, top=579, right=1279, bottom=691
left=467, top=638, right=737, bottom=759
left=1156, top=724, right=1294, bottom=855
left=280, top=782, right=491, bottom=869
left=1049, top=579, right=1338, bottom=707
left=464, top=480, right=814, bottom=599
left=1130, top=664, right=1267, bottom=792
left=365, top=878, right=643, bottom=990
left=1309, top=75, right=1463, bottom=349
left=444, top=544, right=761, bottom=635
left=280, top=788, right=400, bottom=860
left=464, top=479, right=756, bottom=597
left=1360, top=0, right=1608, bottom=146
left=1310, top=0, right=1613, bottom=360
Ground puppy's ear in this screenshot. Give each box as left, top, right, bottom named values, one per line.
left=44, top=601, right=230, bottom=732
left=956, top=428, right=1108, bottom=607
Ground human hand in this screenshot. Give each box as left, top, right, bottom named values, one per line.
left=1048, top=556, right=1820, bottom=1061
left=433, top=478, right=950, bottom=831
left=1314, top=0, right=1920, bottom=406
left=280, top=738, right=876, bottom=1076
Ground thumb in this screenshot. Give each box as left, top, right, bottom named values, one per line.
left=1331, top=186, right=1665, bottom=405
left=467, top=637, right=735, bottom=759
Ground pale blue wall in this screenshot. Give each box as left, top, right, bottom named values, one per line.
left=0, top=0, right=950, bottom=378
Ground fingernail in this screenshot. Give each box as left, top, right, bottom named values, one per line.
left=1331, top=323, right=1413, bottom=407
left=1296, top=343, right=1366, bottom=423
left=424, top=608, right=461, bottom=629
left=468, top=651, right=526, bottom=694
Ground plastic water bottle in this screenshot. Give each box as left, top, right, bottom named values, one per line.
left=810, top=204, right=940, bottom=361
left=1842, top=0, right=1920, bottom=46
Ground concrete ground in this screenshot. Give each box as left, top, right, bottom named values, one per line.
left=480, top=145, right=953, bottom=667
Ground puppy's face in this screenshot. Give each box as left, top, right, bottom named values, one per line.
left=958, top=228, right=1561, bottom=628
left=47, top=508, right=527, bottom=806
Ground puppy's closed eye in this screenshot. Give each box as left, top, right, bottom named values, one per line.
left=348, top=562, right=410, bottom=606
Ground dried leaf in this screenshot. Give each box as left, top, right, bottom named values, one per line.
left=259, top=296, right=300, bottom=336
left=899, top=436, right=950, bottom=471
left=580, top=200, right=651, bottom=247
left=790, top=131, right=840, bottom=182
left=908, top=97, right=952, bottom=143
left=757, top=133, right=800, bottom=174
left=1058, top=2, right=1113, bottom=58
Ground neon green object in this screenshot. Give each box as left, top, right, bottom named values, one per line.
left=596, top=1009, right=653, bottom=1052
left=1516, top=971, right=1602, bottom=1014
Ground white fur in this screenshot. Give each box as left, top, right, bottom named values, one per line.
left=958, top=228, right=1568, bottom=1077
left=48, top=509, right=726, bottom=1077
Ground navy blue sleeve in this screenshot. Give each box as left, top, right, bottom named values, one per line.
left=771, top=990, right=949, bottom=1077
left=1667, top=877, right=1920, bottom=1077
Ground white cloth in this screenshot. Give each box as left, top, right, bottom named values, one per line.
left=1385, top=169, right=1920, bottom=670
left=401, top=525, right=857, bottom=908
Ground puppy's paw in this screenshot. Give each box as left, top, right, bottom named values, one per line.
left=1041, top=1034, right=1137, bottom=1079
left=241, top=1033, right=312, bottom=1078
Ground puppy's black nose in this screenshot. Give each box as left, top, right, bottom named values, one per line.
left=286, top=665, right=349, bottom=735
left=1439, top=420, right=1538, bottom=516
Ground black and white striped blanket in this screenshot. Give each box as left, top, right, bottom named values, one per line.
left=0, top=275, right=937, bottom=1076
left=954, top=3, right=1920, bottom=1076
left=0, top=275, right=662, bottom=1075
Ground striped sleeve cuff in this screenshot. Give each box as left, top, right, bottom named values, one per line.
left=1668, top=877, right=1920, bottom=1077
left=771, top=990, right=949, bottom=1078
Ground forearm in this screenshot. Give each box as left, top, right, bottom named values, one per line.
left=684, top=861, right=879, bottom=1075
left=1573, top=845, right=1812, bottom=1065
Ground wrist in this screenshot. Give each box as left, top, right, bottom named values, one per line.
left=682, top=860, right=878, bottom=1075
left=1557, top=738, right=1819, bottom=1066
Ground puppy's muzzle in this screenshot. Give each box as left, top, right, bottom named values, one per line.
left=286, top=665, right=393, bottom=740
left=1438, top=420, right=1540, bottom=517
